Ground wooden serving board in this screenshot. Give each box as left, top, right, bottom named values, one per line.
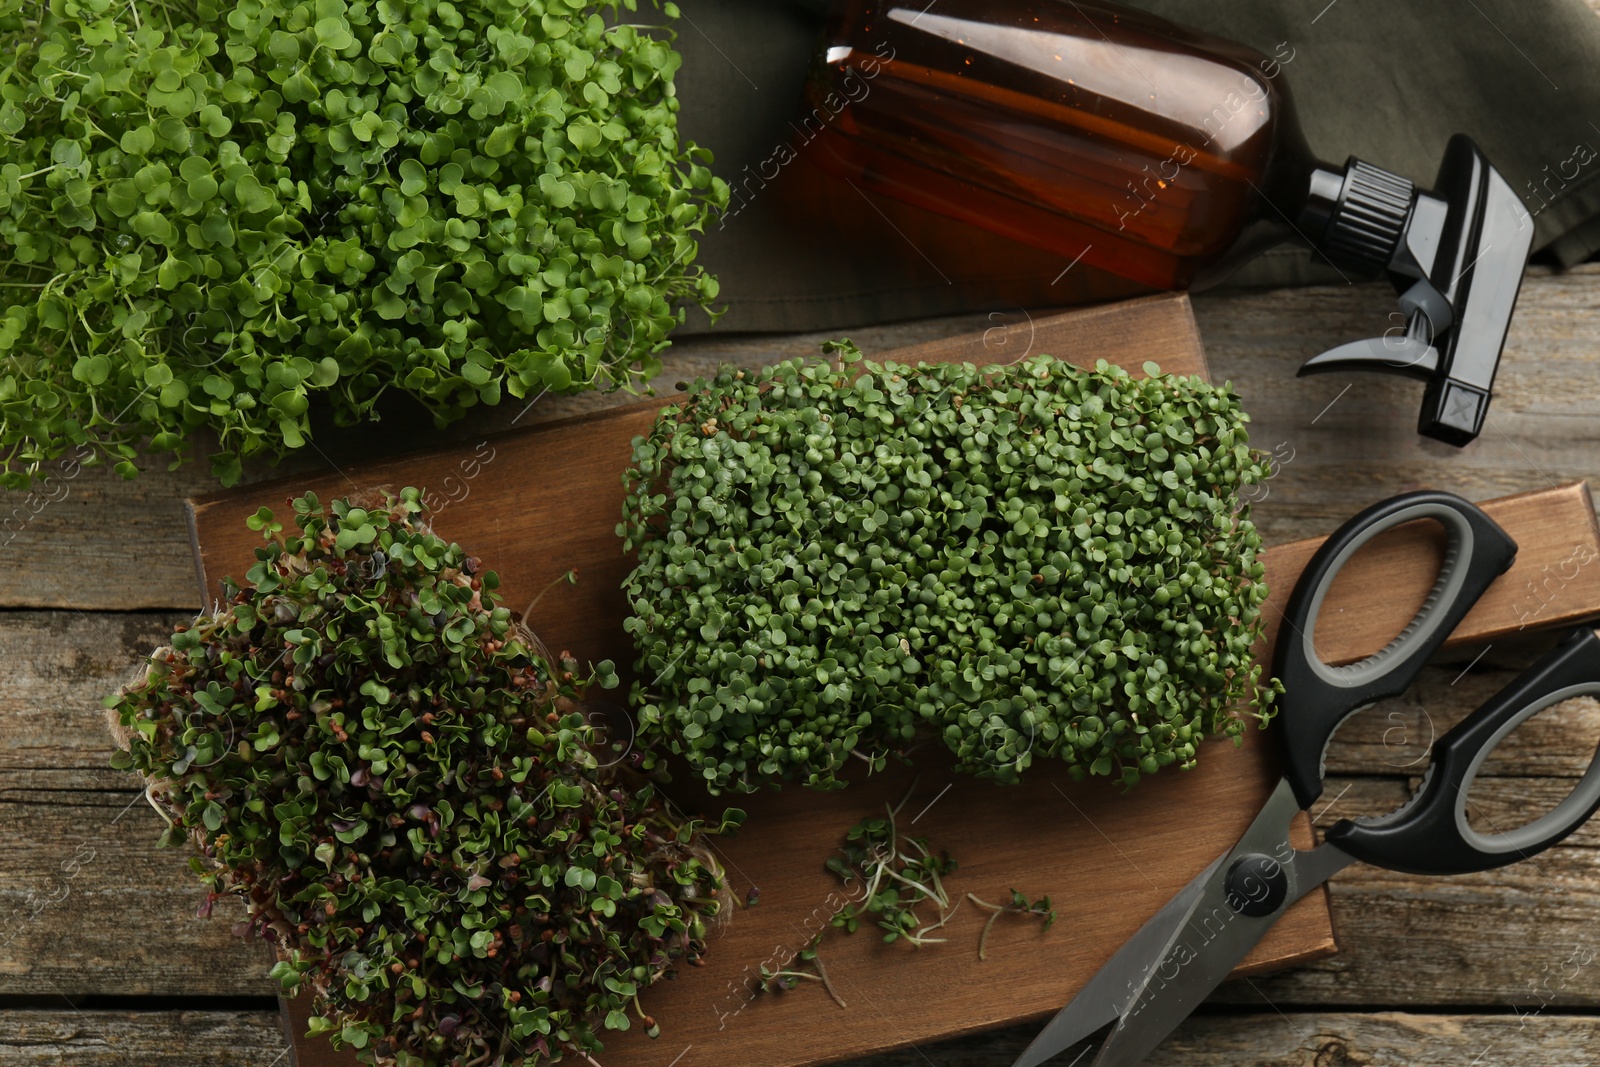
left=183, top=293, right=1600, bottom=1067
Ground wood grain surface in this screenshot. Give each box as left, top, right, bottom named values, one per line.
left=180, top=294, right=1600, bottom=1067
left=1257, top=482, right=1600, bottom=663
left=5, top=1009, right=1600, bottom=1067
left=8, top=263, right=1600, bottom=1067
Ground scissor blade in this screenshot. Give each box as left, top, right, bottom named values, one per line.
left=1090, top=782, right=1330, bottom=1067
left=1010, top=853, right=1226, bottom=1067
left=1087, top=895, right=1276, bottom=1067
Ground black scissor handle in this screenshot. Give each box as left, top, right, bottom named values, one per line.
left=1329, top=628, right=1600, bottom=875
left=1274, top=491, right=1518, bottom=808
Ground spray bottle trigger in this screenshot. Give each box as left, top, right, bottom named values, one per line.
left=1298, top=308, right=1441, bottom=384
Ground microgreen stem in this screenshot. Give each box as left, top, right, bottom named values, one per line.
left=142, top=790, right=175, bottom=830
left=764, top=969, right=821, bottom=987
left=525, top=569, right=578, bottom=614
left=810, top=950, right=847, bottom=1009
left=881, top=864, right=941, bottom=902
left=916, top=894, right=963, bottom=938
left=925, top=860, right=949, bottom=909
left=859, top=851, right=886, bottom=904
left=965, top=894, right=1008, bottom=961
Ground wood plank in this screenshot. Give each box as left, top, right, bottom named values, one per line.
left=1197, top=265, right=1600, bottom=547
left=0, top=782, right=278, bottom=996
left=0, top=607, right=283, bottom=996
left=7, top=1010, right=1600, bottom=1067
left=0, top=610, right=190, bottom=771
left=1217, top=845, right=1600, bottom=1012
left=0, top=612, right=273, bottom=996
left=0, top=1011, right=284, bottom=1065
left=856, top=1012, right=1600, bottom=1066
left=1311, top=776, right=1600, bottom=852
left=1321, top=657, right=1600, bottom=781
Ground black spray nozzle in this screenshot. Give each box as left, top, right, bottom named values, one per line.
left=1294, top=134, right=1533, bottom=446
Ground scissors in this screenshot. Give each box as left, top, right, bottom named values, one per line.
left=1014, top=490, right=1600, bottom=1067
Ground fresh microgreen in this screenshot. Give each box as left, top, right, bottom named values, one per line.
left=822, top=787, right=1050, bottom=963
left=966, top=890, right=1056, bottom=961
left=825, top=783, right=959, bottom=948
left=0, top=0, right=726, bottom=488
left=620, top=344, right=1278, bottom=793
left=756, top=932, right=846, bottom=1009
left=106, top=488, right=736, bottom=1066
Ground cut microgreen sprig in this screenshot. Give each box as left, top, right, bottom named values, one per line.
left=758, top=932, right=848, bottom=1009
left=826, top=781, right=961, bottom=948
left=967, top=889, right=1057, bottom=961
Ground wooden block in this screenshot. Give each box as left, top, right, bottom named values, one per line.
left=187, top=293, right=1347, bottom=1067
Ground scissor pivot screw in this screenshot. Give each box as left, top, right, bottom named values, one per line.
left=1223, top=854, right=1288, bottom=918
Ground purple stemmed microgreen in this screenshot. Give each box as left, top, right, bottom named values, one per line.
left=107, top=488, right=742, bottom=1066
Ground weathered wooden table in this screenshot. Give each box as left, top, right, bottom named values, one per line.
left=4, top=263, right=1600, bottom=1064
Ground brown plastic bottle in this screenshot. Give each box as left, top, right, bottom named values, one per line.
left=804, top=0, right=1331, bottom=290
left=799, top=0, right=1535, bottom=446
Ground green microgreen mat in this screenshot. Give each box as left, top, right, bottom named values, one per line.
left=620, top=344, right=1279, bottom=794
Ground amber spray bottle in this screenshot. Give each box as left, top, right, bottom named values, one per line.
left=802, top=0, right=1533, bottom=445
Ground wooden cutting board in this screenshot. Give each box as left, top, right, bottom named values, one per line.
left=184, top=293, right=1600, bottom=1067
